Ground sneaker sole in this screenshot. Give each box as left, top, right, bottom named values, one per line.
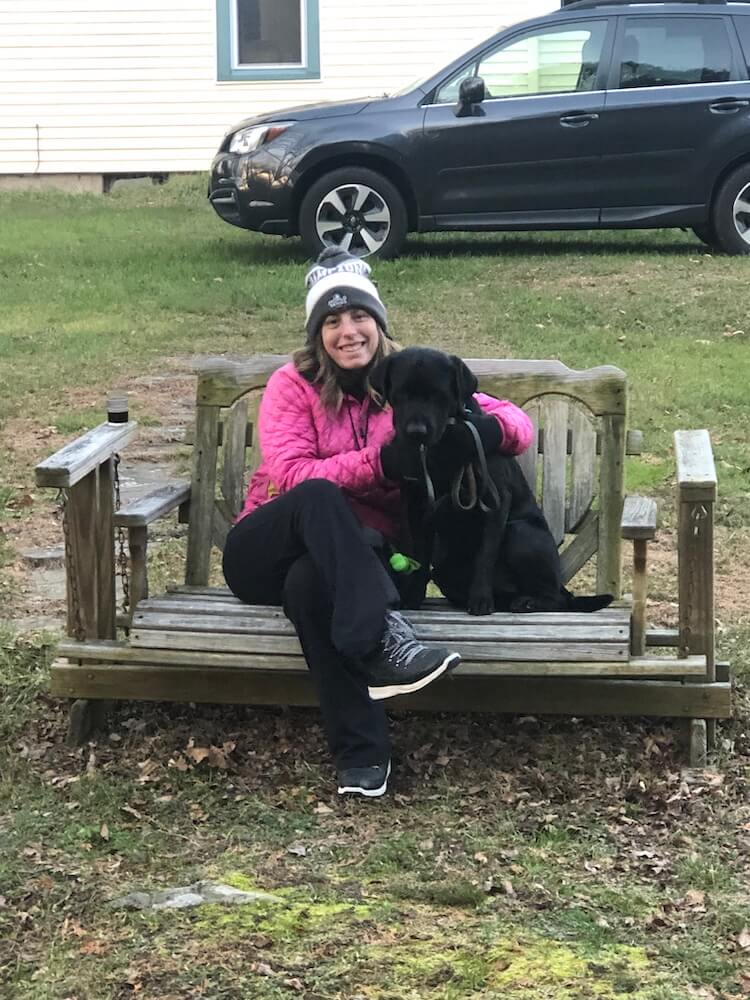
left=338, top=761, right=391, bottom=798
left=367, top=652, right=461, bottom=702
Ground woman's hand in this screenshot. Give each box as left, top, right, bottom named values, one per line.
left=380, top=439, right=422, bottom=483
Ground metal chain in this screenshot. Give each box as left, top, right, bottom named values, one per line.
left=113, top=453, right=130, bottom=620
left=56, top=487, right=85, bottom=641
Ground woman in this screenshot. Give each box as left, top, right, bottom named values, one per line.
left=223, top=248, right=533, bottom=798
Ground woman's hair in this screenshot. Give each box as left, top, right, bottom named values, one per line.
left=293, top=325, right=400, bottom=412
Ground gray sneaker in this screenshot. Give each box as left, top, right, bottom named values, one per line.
left=363, top=610, right=460, bottom=701
left=337, top=760, right=391, bottom=798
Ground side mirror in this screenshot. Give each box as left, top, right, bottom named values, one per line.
left=456, top=76, right=486, bottom=117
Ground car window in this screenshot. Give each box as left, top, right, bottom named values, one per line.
left=434, top=20, right=608, bottom=104
left=734, top=17, right=750, bottom=74
left=616, top=16, right=733, bottom=89
left=434, top=65, right=479, bottom=104
left=479, top=22, right=608, bottom=98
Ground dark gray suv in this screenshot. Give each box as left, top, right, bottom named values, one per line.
left=209, top=0, right=750, bottom=258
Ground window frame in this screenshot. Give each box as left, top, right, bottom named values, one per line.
left=430, top=17, right=614, bottom=106
left=605, top=13, right=743, bottom=93
left=732, top=16, right=750, bottom=77
left=216, top=0, right=320, bottom=82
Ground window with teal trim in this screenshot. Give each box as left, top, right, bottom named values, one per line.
left=217, top=0, right=320, bottom=81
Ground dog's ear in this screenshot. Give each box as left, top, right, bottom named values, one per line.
left=368, top=354, right=395, bottom=405
left=449, top=355, right=478, bottom=409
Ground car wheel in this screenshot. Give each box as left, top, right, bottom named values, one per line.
left=692, top=224, right=717, bottom=248
left=711, top=164, right=750, bottom=255
left=299, top=167, right=408, bottom=260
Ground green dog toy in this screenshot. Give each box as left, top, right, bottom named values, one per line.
left=389, top=552, right=421, bottom=575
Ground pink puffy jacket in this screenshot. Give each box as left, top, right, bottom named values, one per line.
left=238, top=362, right=534, bottom=540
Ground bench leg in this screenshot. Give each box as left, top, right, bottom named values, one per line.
left=66, top=699, right=109, bottom=746
left=706, top=718, right=716, bottom=751
left=689, top=719, right=708, bottom=768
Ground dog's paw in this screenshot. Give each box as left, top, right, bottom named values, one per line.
left=467, top=589, right=495, bottom=616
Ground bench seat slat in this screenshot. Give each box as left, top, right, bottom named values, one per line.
left=55, top=640, right=709, bottom=677
left=132, top=611, right=628, bottom=643
left=131, top=628, right=628, bottom=661
left=137, top=597, right=631, bottom=628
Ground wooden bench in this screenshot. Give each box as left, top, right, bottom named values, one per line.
left=35, top=357, right=729, bottom=766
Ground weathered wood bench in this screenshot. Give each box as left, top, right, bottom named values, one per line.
left=35, top=357, right=729, bottom=766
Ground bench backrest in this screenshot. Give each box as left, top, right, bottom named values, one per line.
left=185, top=356, right=629, bottom=597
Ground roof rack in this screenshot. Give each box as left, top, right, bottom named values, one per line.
left=562, top=0, right=750, bottom=9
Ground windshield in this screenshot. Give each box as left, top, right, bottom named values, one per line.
left=390, top=55, right=459, bottom=98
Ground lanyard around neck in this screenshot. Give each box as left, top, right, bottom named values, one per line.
left=347, top=400, right=370, bottom=451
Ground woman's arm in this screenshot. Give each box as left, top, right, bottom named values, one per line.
left=473, top=392, right=534, bottom=456
left=258, top=367, right=382, bottom=495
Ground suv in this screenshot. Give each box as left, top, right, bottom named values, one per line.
left=209, top=0, right=750, bottom=258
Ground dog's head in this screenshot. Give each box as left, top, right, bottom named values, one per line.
left=369, top=347, right=478, bottom=447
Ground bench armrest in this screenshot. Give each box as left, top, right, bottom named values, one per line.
left=674, top=429, right=716, bottom=670
left=675, top=429, right=717, bottom=502
left=114, top=480, right=191, bottom=528
left=621, top=495, right=657, bottom=541
left=36, top=420, right=138, bottom=488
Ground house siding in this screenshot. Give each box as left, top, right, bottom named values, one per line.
left=0, top=0, right=556, bottom=175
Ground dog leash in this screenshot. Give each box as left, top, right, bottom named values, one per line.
left=452, top=419, right=502, bottom=514
left=418, top=419, right=501, bottom=514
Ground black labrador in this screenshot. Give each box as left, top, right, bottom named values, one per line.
left=370, top=347, right=613, bottom=616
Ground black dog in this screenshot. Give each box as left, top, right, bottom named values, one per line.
left=370, top=347, right=613, bottom=616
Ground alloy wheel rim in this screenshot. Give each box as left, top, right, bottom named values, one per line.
left=732, top=182, right=750, bottom=247
left=315, top=183, right=391, bottom=257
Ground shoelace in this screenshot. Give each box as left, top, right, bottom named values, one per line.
left=381, top=612, right=424, bottom=667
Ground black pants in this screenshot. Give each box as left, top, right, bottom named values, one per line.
left=222, top=479, right=399, bottom=769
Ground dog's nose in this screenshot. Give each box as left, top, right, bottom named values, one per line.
left=405, top=419, right=429, bottom=442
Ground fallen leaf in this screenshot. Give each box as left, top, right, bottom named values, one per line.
left=80, top=938, right=110, bottom=956
left=287, top=843, right=307, bottom=857
left=185, top=745, right=210, bottom=765
left=207, top=741, right=236, bottom=769
left=189, top=803, right=208, bottom=823
left=738, top=927, right=750, bottom=950
left=99, top=823, right=109, bottom=842
left=474, top=852, right=488, bottom=865
left=683, top=889, right=706, bottom=908
left=314, top=802, right=333, bottom=815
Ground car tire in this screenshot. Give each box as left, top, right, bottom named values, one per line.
left=710, top=164, right=750, bottom=255
left=692, top=224, right=718, bottom=248
left=299, top=167, right=408, bottom=260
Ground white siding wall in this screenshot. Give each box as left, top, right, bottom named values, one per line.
left=0, top=0, right=556, bottom=175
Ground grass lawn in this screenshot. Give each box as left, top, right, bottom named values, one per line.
left=1, top=176, right=750, bottom=999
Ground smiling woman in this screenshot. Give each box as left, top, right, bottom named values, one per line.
left=217, top=245, right=531, bottom=798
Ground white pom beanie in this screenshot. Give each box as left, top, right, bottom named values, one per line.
left=304, top=247, right=389, bottom=342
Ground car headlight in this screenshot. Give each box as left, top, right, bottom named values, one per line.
left=228, top=122, right=294, bottom=154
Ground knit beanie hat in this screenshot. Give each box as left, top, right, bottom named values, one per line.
left=304, top=247, right=389, bottom=342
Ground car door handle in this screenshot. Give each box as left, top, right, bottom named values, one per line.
left=709, top=99, right=750, bottom=114
left=559, top=113, right=599, bottom=128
